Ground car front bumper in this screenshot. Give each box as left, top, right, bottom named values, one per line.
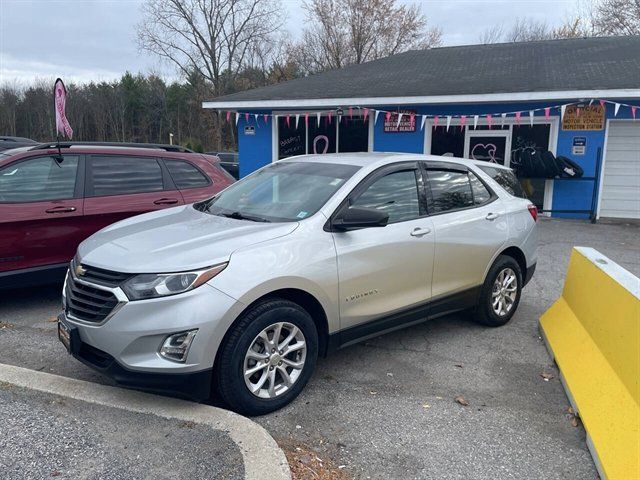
left=60, top=274, right=244, bottom=400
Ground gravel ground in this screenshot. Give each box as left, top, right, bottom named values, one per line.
left=0, top=384, right=244, bottom=480
left=0, top=217, right=638, bottom=479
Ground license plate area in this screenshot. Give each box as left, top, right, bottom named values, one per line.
left=57, top=315, right=78, bottom=354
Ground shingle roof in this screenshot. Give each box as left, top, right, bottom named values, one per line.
left=204, top=36, right=640, bottom=107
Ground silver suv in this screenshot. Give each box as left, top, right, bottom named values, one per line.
left=58, top=153, right=537, bottom=415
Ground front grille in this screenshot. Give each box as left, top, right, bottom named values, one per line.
left=74, top=261, right=132, bottom=287
left=65, top=276, right=119, bottom=323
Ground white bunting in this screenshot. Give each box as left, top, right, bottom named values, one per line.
left=338, top=114, right=342, bottom=124
left=501, top=113, right=506, bottom=127
left=560, top=104, right=567, bottom=120
left=295, top=114, right=300, bottom=129
left=589, top=99, right=594, bottom=105
left=374, top=110, right=380, bottom=124
left=254, top=114, right=259, bottom=124
left=235, top=112, right=239, bottom=125
left=614, top=103, right=620, bottom=116
left=396, top=113, right=403, bottom=128
left=473, top=115, right=479, bottom=130
left=529, top=110, right=534, bottom=126
left=420, top=115, right=427, bottom=131
left=446, top=115, right=451, bottom=131
left=317, top=112, right=321, bottom=127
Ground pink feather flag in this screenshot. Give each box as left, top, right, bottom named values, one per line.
left=54, top=78, right=73, bottom=139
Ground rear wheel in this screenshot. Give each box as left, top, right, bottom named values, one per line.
left=215, top=299, right=318, bottom=416
left=473, top=255, right=522, bottom=327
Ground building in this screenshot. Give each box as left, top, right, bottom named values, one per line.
left=203, top=36, right=640, bottom=220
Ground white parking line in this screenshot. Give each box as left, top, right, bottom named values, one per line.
left=0, top=363, right=291, bottom=480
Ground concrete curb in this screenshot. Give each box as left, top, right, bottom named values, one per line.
left=0, top=363, right=291, bottom=480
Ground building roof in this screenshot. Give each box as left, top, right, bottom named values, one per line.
left=203, top=36, right=640, bottom=109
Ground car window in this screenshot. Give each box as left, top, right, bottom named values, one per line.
left=90, top=156, right=163, bottom=197
left=0, top=155, right=78, bottom=202
left=164, top=159, right=209, bottom=189
left=351, top=170, right=420, bottom=223
left=478, top=165, right=527, bottom=199
left=427, top=169, right=474, bottom=213
left=203, top=161, right=359, bottom=222
left=469, top=171, right=492, bottom=205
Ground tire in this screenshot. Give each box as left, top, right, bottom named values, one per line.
left=215, top=298, right=318, bottom=416
left=472, top=255, right=523, bottom=327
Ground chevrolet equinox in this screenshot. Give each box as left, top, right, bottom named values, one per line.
left=58, top=153, right=537, bottom=415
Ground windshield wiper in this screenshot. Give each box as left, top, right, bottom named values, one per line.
left=218, top=211, right=270, bottom=223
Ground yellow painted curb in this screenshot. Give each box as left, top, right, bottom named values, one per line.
left=540, top=247, right=640, bottom=480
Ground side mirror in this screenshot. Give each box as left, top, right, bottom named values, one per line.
left=333, top=207, right=389, bottom=231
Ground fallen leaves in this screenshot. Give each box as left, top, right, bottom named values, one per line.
left=454, top=395, right=469, bottom=406
left=0, top=321, right=13, bottom=329
left=279, top=440, right=352, bottom=480
left=540, top=372, right=554, bottom=382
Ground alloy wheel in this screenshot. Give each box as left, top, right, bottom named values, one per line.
left=243, top=322, right=307, bottom=399
left=491, top=267, right=518, bottom=317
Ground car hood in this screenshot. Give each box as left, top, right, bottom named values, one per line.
left=77, top=205, right=298, bottom=273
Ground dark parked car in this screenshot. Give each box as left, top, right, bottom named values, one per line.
left=0, top=136, right=38, bottom=152
left=207, top=151, right=239, bottom=179
left=0, top=142, right=235, bottom=288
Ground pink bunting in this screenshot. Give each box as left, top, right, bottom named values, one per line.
left=544, top=107, right=550, bottom=119
left=409, top=113, right=415, bottom=128
left=304, top=112, right=309, bottom=127
left=515, top=112, right=521, bottom=125
left=434, top=115, right=439, bottom=128
left=599, top=99, right=606, bottom=108
left=460, top=115, right=466, bottom=131
left=245, top=113, right=249, bottom=122
left=328, top=111, right=332, bottom=124
left=385, top=111, right=392, bottom=123
left=363, top=108, right=369, bottom=121
left=632, top=106, right=637, bottom=120
left=487, top=114, right=492, bottom=129
left=264, top=114, right=269, bottom=124
left=348, top=107, right=353, bottom=119
left=226, top=111, right=231, bottom=122
left=576, top=107, right=581, bottom=117
left=285, top=115, right=290, bottom=128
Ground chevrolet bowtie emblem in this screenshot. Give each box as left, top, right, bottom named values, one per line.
left=75, top=264, right=87, bottom=277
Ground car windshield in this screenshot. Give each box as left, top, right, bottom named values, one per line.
left=199, top=161, right=360, bottom=222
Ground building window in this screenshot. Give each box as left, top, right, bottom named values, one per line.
left=430, top=127, right=465, bottom=157
left=278, top=113, right=369, bottom=159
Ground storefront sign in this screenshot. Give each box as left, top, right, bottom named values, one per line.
left=244, top=125, right=255, bottom=136
left=562, top=105, right=605, bottom=131
left=572, top=136, right=587, bottom=155
left=384, top=109, right=416, bottom=133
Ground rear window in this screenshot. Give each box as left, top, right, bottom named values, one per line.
left=164, top=159, right=209, bottom=189
left=478, top=165, right=528, bottom=199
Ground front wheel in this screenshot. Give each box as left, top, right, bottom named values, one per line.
left=215, top=299, right=318, bottom=416
left=473, top=255, right=522, bottom=327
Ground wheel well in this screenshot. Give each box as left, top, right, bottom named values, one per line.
left=245, top=289, right=330, bottom=357
left=499, top=246, right=527, bottom=277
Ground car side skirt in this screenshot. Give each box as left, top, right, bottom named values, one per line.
left=327, top=286, right=481, bottom=353
left=0, top=263, right=68, bottom=290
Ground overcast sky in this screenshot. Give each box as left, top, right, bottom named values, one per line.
left=0, top=0, right=582, bottom=85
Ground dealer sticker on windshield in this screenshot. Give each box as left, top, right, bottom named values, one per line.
left=296, top=211, right=308, bottom=219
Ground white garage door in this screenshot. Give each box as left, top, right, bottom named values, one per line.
left=599, top=121, right=640, bottom=219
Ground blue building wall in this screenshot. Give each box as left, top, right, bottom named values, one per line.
left=235, top=100, right=638, bottom=218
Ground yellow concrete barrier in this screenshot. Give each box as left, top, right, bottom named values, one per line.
left=540, top=247, right=640, bottom=480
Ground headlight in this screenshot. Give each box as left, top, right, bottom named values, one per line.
left=121, top=263, right=227, bottom=300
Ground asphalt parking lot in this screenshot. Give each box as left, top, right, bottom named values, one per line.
left=1, top=217, right=638, bottom=479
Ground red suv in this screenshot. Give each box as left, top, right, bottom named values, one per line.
left=0, top=142, right=235, bottom=288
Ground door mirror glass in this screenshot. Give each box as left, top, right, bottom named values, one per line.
left=333, top=207, right=389, bottom=231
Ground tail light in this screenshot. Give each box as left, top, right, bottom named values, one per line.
left=527, top=204, right=538, bottom=222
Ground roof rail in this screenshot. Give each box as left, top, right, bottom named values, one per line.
left=30, top=141, right=195, bottom=153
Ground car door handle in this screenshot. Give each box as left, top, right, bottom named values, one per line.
left=154, top=198, right=179, bottom=205
left=410, top=227, right=431, bottom=237
left=45, top=206, right=76, bottom=214
left=486, top=213, right=499, bottom=221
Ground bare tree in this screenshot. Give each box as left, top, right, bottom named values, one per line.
left=137, top=0, right=284, bottom=148
left=294, top=0, right=442, bottom=74
left=591, top=0, right=640, bottom=35
left=504, top=17, right=554, bottom=42
left=479, top=24, right=505, bottom=44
